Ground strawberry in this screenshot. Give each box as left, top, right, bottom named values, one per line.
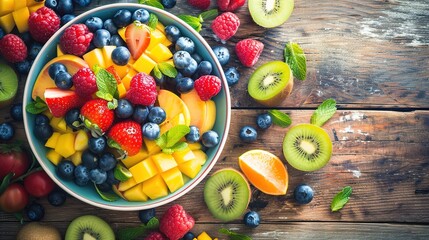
left=0, top=34, right=27, bottom=63
left=80, top=99, right=114, bottom=135
left=211, top=12, right=240, bottom=41
left=126, top=73, right=157, bottom=106
left=44, top=88, right=84, bottom=118
left=107, top=121, right=142, bottom=156
left=194, top=75, right=222, bottom=101
left=125, top=22, right=151, bottom=60
left=235, top=38, right=264, bottom=67
left=28, top=7, right=60, bottom=43
left=187, top=0, right=210, bottom=10
left=217, top=0, right=246, bottom=11
left=72, top=67, right=98, bottom=97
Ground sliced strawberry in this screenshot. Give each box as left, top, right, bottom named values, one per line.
left=125, top=22, right=151, bottom=60
left=44, top=88, right=84, bottom=117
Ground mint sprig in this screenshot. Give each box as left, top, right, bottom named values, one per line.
left=310, top=99, right=337, bottom=127
left=219, top=228, right=252, bottom=240
left=178, top=9, right=218, bottom=32
left=94, top=184, right=119, bottom=202
left=284, top=42, right=307, bottom=80
left=157, top=62, right=178, bottom=78
left=331, top=186, right=352, bottom=212
left=148, top=13, right=158, bottom=30
left=117, top=217, right=159, bottom=240
left=155, top=125, right=190, bottom=153
left=25, top=96, right=48, bottom=114
left=94, top=65, right=118, bottom=104
left=268, top=110, right=292, bottom=128
left=138, top=0, right=164, bottom=9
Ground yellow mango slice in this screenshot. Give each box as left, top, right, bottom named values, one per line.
left=152, top=153, right=177, bottom=172
left=121, top=68, right=137, bottom=90
left=0, top=13, right=15, bottom=33
left=194, top=150, right=208, bottom=166
left=45, top=132, right=61, bottom=149
left=172, top=147, right=195, bottom=164
left=142, top=175, right=168, bottom=200
left=0, top=0, right=14, bottom=15
left=197, top=232, right=213, bottom=240
left=28, top=2, right=44, bottom=14
left=118, top=177, right=138, bottom=192
left=54, top=133, right=76, bottom=158
left=132, top=53, right=156, bottom=74
left=14, top=0, right=26, bottom=10
left=83, top=48, right=106, bottom=69
left=123, top=183, right=148, bottom=201
left=146, top=43, right=173, bottom=63
left=179, top=159, right=201, bottom=179
left=74, top=130, right=89, bottom=151
left=70, top=151, right=83, bottom=166
left=146, top=28, right=166, bottom=51
left=46, top=149, right=63, bottom=166
left=121, top=148, right=149, bottom=168
left=129, top=157, right=158, bottom=184
left=12, top=7, right=29, bottom=33
left=161, top=167, right=184, bottom=193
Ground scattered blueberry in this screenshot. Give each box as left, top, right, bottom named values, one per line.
left=15, top=60, right=31, bottom=75
left=176, top=77, right=194, bottom=93
left=243, top=211, right=260, bottom=228
left=112, top=46, right=130, bottom=66
left=10, top=103, right=23, bottom=121
left=294, top=184, right=314, bottom=204
left=212, top=46, right=230, bottom=66
left=44, top=0, right=59, bottom=10
left=201, top=130, right=219, bottom=148
left=85, top=17, right=103, bottom=32
left=26, top=202, right=45, bottom=221
left=89, top=168, right=107, bottom=184
left=105, top=170, right=119, bottom=185
left=88, top=136, right=107, bottom=154
left=28, top=42, right=43, bottom=60
left=180, top=58, right=198, bottom=77
left=74, top=165, right=90, bottom=186
left=61, top=14, right=75, bottom=26
left=65, top=108, right=81, bottom=130
left=173, top=51, right=192, bottom=69
left=142, top=122, right=160, bottom=140
left=194, top=60, right=212, bottom=78
left=73, top=0, right=92, bottom=7
left=148, top=107, right=166, bottom=124
left=48, top=189, right=67, bottom=206
left=99, top=152, right=117, bottom=171
left=132, top=105, right=149, bottom=124
left=110, top=34, right=125, bottom=46
left=182, top=232, right=196, bottom=240
left=161, top=0, right=177, bottom=9
left=57, top=160, right=75, bottom=180
left=0, top=28, right=4, bottom=39
left=35, top=114, right=50, bottom=126
left=54, top=71, right=73, bottom=89
left=93, top=29, right=111, bottom=48
left=138, top=208, right=156, bottom=224
left=165, top=25, right=181, bottom=43
left=115, top=98, right=134, bottom=118
left=132, top=9, right=150, bottom=23
left=186, top=126, right=200, bottom=143
left=34, top=124, right=53, bottom=141
left=81, top=149, right=99, bottom=170
left=239, top=126, right=257, bottom=142
left=175, top=37, right=195, bottom=54
left=224, top=67, right=240, bottom=86
left=0, top=122, right=14, bottom=141
left=56, top=0, right=74, bottom=16
left=103, top=19, right=118, bottom=35
left=48, top=63, right=67, bottom=80
left=256, top=113, right=272, bottom=129
left=191, top=53, right=202, bottom=64
left=113, top=9, right=132, bottom=28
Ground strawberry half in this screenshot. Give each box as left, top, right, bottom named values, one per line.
left=44, top=88, right=84, bottom=117
left=80, top=99, right=114, bottom=135
left=108, top=121, right=142, bottom=157
left=125, top=22, right=151, bottom=59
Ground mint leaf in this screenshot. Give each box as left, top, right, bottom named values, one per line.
left=166, top=125, right=190, bottom=148
left=178, top=15, right=202, bottom=32
left=284, top=42, right=307, bottom=80
left=0, top=173, right=13, bottom=195
left=117, top=217, right=159, bottom=240
left=170, top=142, right=188, bottom=152
left=219, top=228, right=252, bottom=240
left=25, top=97, right=48, bottom=114
left=139, top=0, right=164, bottom=9
left=155, top=133, right=168, bottom=149
left=310, top=99, right=337, bottom=127
left=152, top=65, right=163, bottom=80
left=95, top=67, right=117, bottom=99
left=94, top=184, right=119, bottom=202
left=331, top=186, right=352, bottom=212
left=158, top=62, right=178, bottom=78
left=268, top=110, right=292, bottom=128
left=148, top=13, right=158, bottom=30
left=199, top=9, right=218, bottom=21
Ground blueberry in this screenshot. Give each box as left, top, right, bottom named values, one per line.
left=20, top=32, right=32, bottom=46
left=10, top=103, right=23, bottom=121
left=85, top=17, right=103, bottom=32
left=28, top=42, right=43, bottom=60
left=148, top=107, right=166, bottom=124
left=182, top=232, right=196, bottom=240
left=112, top=46, right=130, bottom=66
left=105, top=170, right=119, bottom=185
left=201, top=130, right=219, bottom=148
left=35, top=114, right=50, bottom=126
left=110, top=34, right=125, bottom=47
left=186, top=126, right=200, bottom=143
left=142, top=122, right=160, bottom=140
left=74, top=165, right=90, bottom=186
left=88, top=136, right=107, bottom=155
left=256, top=113, right=272, bottom=129
left=61, top=14, right=75, bottom=26
left=26, top=202, right=45, bottom=221
left=132, top=9, right=150, bottom=23
left=165, top=25, right=181, bottom=43
left=15, top=60, right=31, bottom=75
left=73, top=0, right=91, bottom=7
left=54, top=71, right=73, bottom=89
left=99, top=152, right=117, bottom=171
left=57, top=160, right=75, bottom=180
left=243, top=211, right=260, bottom=228
left=56, top=0, right=74, bottom=16
left=161, top=0, right=177, bottom=8
left=194, top=60, right=212, bottom=79
left=173, top=51, right=192, bottom=69
left=0, top=122, right=14, bottom=141
left=294, top=184, right=314, bottom=204
left=115, top=98, right=134, bottom=119
left=82, top=149, right=99, bottom=170
left=65, top=108, right=81, bottom=130
left=225, top=67, right=240, bottom=86
left=176, top=77, right=194, bottom=93
left=0, top=28, right=4, bottom=39
left=103, top=19, right=118, bottom=35
left=212, top=46, right=230, bottom=66
left=48, top=189, right=67, bottom=206
left=239, top=126, right=257, bottom=143
left=113, top=9, right=132, bottom=28
left=34, top=124, right=53, bottom=141
left=132, top=105, right=149, bottom=124
left=48, top=63, right=67, bottom=80
left=180, top=58, right=198, bottom=77
left=175, top=37, right=195, bottom=54
left=191, top=53, right=202, bottom=64
left=89, top=168, right=107, bottom=184
left=96, top=182, right=112, bottom=192
left=93, top=29, right=111, bottom=48
left=44, top=0, right=58, bottom=10
left=138, top=208, right=156, bottom=224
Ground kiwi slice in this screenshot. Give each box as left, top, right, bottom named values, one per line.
left=65, top=215, right=115, bottom=240
left=248, top=61, right=293, bottom=106
left=0, top=62, right=18, bottom=109
left=204, top=168, right=251, bottom=222
left=283, top=123, right=333, bottom=171
left=249, top=0, right=295, bottom=28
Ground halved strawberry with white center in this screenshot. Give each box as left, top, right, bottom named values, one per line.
left=125, top=21, right=151, bottom=60
left=44, top=88, right=84, bottom=117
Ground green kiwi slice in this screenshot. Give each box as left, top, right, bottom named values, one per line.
left=204, top=168, right=251, bottom=222
left=65, top=215, right=115, bottom=240
left=247, top=61, right=293, bottom=106
left=0, top=62, right=18, bottom=108
left=248, top=0, right=295, bottom=28
left=283, top=123, right=333, bottom=171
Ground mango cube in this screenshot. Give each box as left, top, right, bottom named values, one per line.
left=28, top=2, right=44, bottom=14
left=0, top=13, right=15, bottom=33
left=161, top=167, right=184, bottom=193
left=121, top=148, right=150, bottom=168
left=46, top=149, right=63, bottom=165
left=121, top=68, right=137, bottom=90
left=194, top=150, right=208, bottom=166
left=129, top=157, right=158, bottom=183
left=152, top=153, right=177, bottom=172
left=117, top=82, right=127, bottom=99
left=54, top=133, right=76, bottom=158
left=12, top=7, right=29, bottom=33
left=45, top=132, right=61, bottom=149
left=123, top=183, right=148, bottom=201
left=117, top=27, right=126, bottom=41
left=132, top=53, right=157, bottom=74
left=172, top=147, right=195, bottom=164
left=26, top=0, right=40, bottom=7
left=188, top=142, right=203, bottom=151
left=197, top=232, right=213, bottom=240
left=156, top=22, right=165, bottom=34
left=179, top=159, right=201, bottom=179
left=146, top=43, right=173, bottom=63
left=70, top=151, right=83, bottom=166
left=83, top=48, right=106, bottom=69
left=50, top=117, right=72, bottom=133
left=14, top=0, right=27, bottom=10
left=142, top=175, right=168, bottom=200
left=118, top=177, right=138, bottom=192
left=0, top=0, right=14, bottom=15
left=74, top=130, right=89, bottom=151
left=146, top=29, right=166, bottom=51
left=101, top=45, right=116, bottom=67
left=143, top=137, right=161, bottom=155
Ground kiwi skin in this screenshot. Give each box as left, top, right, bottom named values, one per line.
left=65, top=215, right=115, bottom=240
left=17, top=222, right=61, bottom=240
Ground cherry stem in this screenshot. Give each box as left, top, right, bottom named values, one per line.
left=10, top=167, right=43, bottom=184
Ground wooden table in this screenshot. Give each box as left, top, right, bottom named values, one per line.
left=1, top=0, right=429, bottom=239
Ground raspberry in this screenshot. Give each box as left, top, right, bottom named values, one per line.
left=194, top=75, right=222, bottom=101
left=72, top=67, right=98, bottom=97
left=159, top=204, right=195, bottom=240
left=60, top=24, right=93, bottom=56
left=28, top=7, right=60, bottom=43
left=126, top=73, right=157, bottom=106
left=217, top=0, right=246, bottom=11
left=235, top=38, right=264, bottom=67
left=187, top=0, right=210, bottom=10
left=211, top=12, right=240, bottom=41
left=144, top=232, right=167, bottom=240
left=0, top=34, right=27, bottom=63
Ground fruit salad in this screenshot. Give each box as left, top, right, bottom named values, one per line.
left=26, top=7, right=224, bottom=203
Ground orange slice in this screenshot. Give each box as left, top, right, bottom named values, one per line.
left=238, top=149, right=288, bottom=195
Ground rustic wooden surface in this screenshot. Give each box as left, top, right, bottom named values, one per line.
left=1, top=0, right=429, bottom=239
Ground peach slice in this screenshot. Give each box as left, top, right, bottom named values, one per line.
left=157, top=89, right=191, bottom=126
left=181, top=89, right=216, bottom=134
